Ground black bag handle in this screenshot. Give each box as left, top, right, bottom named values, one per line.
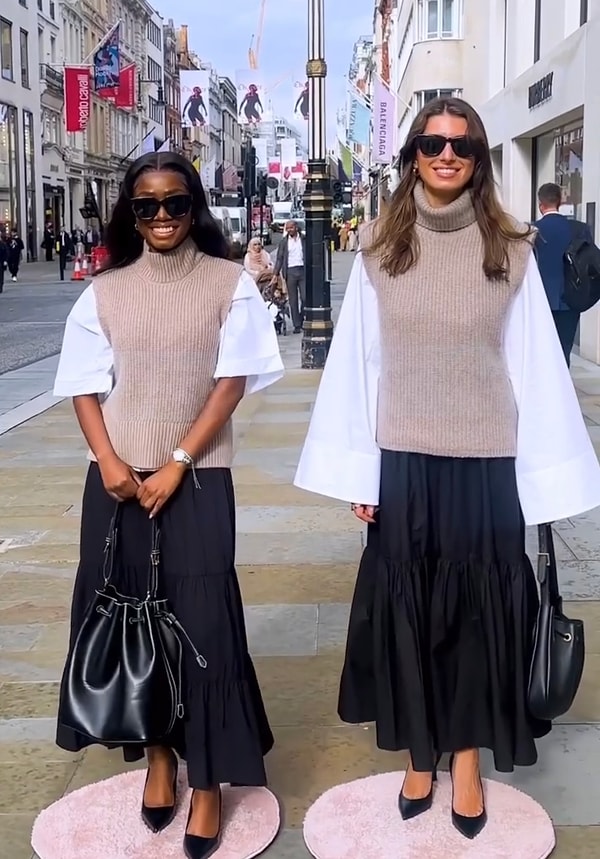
left=102, top=502, right=161, bottom=601
left=537, top=523, right=561, bottom=610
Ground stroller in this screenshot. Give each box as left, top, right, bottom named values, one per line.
left=261, top=277, right=290, bottom=336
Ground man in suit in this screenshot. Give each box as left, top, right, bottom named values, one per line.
left=272, top=220, right=306, bottom=333
left=534, top=182, right=594, bottom=366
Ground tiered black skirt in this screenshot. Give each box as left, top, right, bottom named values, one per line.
left=56, top=463, right=274, bottom=789
left=338, top=450, right=551, bottom=773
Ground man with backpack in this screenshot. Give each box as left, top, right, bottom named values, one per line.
left=535, top=183, right=600, bottom=366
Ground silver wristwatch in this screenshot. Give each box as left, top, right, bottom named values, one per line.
left=172, top=448, right=194, bottom=467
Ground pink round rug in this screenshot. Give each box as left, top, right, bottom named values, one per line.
left=304, top=771, right=556, bottom=859
left=31, top=770, right=280, bottom=859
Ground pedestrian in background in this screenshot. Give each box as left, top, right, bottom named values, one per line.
left=534, top=182, right=596, bottom=366
left=56, top=227, right=73, bottom=281
left=295, top=96, right=600, bottom=839
left=0, top=232, right=7, bottom=293
left=43, top=222, right=54, bottom=262
left=272, top=219, right=306, bottom=333
left=7, top=229, right=24, bottom=282
left=53, top=151, right=283, bottom=859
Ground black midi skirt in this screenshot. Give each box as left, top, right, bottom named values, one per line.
left=338, top=450, right=551, bottom=773
left=57, top=463, right=274, bottom=789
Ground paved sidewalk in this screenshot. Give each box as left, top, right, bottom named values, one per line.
left=0, top=252, right=600, bottom=858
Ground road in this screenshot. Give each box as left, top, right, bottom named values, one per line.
left=0, top=244, right=279, bottom=375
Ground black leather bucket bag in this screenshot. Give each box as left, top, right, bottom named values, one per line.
left=528, top=523, right=585, bottom=721
left=59, top=503, right=207, bottom=744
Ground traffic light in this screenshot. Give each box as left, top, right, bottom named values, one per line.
left=242, top=144, right=257, bottom=199
left=258, top=174, right=267, bottom=206
left=236, top=185, right=244, bottom=206
left=332, top=181, right=343, bottom=205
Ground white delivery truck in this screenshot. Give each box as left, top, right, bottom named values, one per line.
left=271, top=201, right=294, bottom=234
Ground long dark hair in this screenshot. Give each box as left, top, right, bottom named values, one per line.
left=365, top=97, right=532, bottom=280
left=100, top=151, right=230, bottom=273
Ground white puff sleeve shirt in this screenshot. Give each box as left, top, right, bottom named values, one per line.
left=54, top=270, right=284, bottom=399
left=294, top=251, right=600, bottom=526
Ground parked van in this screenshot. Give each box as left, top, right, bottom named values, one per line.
left=209, top=207, right=234, bottom=245
left=227, top=207, right=248, bottom=257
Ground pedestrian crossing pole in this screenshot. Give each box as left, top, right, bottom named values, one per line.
left=302, top=0, right=333, bottom=369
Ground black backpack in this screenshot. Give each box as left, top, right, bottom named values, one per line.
left=563, top=220, right=600, bottom=312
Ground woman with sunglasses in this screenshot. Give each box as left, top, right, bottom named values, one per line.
left=295, top=98, right=600, bottom=838
left=53, top=151, right=283, bottom=858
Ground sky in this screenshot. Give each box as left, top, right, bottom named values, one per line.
left=153, top=0, right=373, bottom=148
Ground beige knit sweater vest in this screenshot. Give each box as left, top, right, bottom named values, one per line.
left=93, top=238, right=241, bottom=470
left=361, top=183, right=533, bottom=458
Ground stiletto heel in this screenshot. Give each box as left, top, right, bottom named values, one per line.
left=141, top=748, right=178, bottom=833
left=183, top=787, right=222, bottom=859
left=398, top=753, right=441, bottom=821
left=449, top=753, right=487, bottom=839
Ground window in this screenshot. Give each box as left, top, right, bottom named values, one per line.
left=581, top=0, right=588, bottom=25
left=19, top=0, right=27, bottom=7
left=147, top=57, right=161, bottom=83
left=148, top=95, right=163, bottom=123
left=414, top=88, right=461, bottom=110
left=1, top=19, right=13, bottom=80
left=20, top=29, right=29, bottom=88
left=50, top=34, right=56, bottom=63
left=23, top=109, right=37, bottom=258
left=37, top=0, right=42, bottom=9
left=533, top=0, right=541, bottom=62
left=147, top=20, right=161, bottom=49
left=419, top=0, right=461, bottom=40
left=49, top=0, right=55, bottom=19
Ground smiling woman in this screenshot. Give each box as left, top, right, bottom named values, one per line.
left=52, top=151, right=284, bottom=859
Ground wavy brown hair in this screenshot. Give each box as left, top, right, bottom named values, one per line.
left=365, top=97, right=532, bottom=280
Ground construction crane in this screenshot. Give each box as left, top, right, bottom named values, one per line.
left=248, top=0, right=267, bottom=69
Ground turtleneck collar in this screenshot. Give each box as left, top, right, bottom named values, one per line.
left=132, top=236, right=202, bottom=283
left=414, top=181, right=476, bottom=232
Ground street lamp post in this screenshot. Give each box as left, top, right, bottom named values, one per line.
left=301, top=0, right=333, bottom=369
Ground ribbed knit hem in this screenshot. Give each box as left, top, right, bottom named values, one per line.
left=377, top=440, right=518, bottom=459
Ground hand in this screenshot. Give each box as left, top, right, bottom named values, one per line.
left=98, top=454, right=142, bottom=501
left=137, top=461, right=186, bottom=518
left=270, top=275, right=278, bottom=285
left=351, top=504, right=378, bottom=524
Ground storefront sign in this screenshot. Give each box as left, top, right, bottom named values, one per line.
left=64, top=67, right=91, bottom=132
left=528, top=72, right=553, bottom=109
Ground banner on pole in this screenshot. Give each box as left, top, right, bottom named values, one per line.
left=93, top=25, right=120, bottom=92
left=64, top=67, right=91, bottom=132
left=371, top=77, right=395, bottom=164
left=280, top=138, right=297, bottom=170
left=254, top=137, right=268, bottom=169
left=348, top=95, right=370, bottom=147
left=114, top=63, right=136, bottom=108
left=235, top=70, right=270, bottom=127
left=180, top=69, right=210, bottom=128
left=293, top=79, right=308, bottom=121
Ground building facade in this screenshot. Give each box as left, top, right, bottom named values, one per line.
left=144, top=8, right=165, bottom=152
left=163, top=19, right=181, bottom=151
left=1, top=0, right=44, bottom=255
left=477, top=0, right=599, bottom=361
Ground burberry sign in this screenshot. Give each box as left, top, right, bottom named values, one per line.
left=528, top=72, right=553, bottom=109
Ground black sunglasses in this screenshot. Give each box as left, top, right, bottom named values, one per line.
left=415, top=134, right=476, bottom=159
left=131, top=194, right=192, bottom=221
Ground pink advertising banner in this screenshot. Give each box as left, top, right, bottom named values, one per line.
left=371, top=77, right=395, bottom=165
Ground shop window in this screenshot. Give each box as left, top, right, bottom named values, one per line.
left=22, top=109, right=37, bottom=259
left=20, top=29, right=29, bottom=88
left=414, top=89, right=462, bottom=110
left=418, top=0, right=462, bottom=40
left=1, top=19, right=13, bottom=81
left=581, top=0, right=588, bottom=25
left=0, top=104, right=19, bottom=233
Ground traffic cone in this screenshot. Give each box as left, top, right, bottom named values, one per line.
left=82, top=256, right=89, bottom=277
left=71, top=256, right=84, bottom=281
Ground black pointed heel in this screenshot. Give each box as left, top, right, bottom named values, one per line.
left=183, top=787, right=222, bottom=859
left=141, top=748, right=178, bottom=834
left=398, top=753, right=441, bottom=821
left=449, top=753, right=487, bottom=839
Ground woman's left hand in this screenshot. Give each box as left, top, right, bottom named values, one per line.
left=137, top=462, right=186, bottom=518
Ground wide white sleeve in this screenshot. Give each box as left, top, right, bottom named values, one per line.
left=53, top=284, right=114, bottom=397
left=505, top=251, right=600, bottom=524
left=215, top=270, right=284, bottom=395
left=293, top=253, right=381, bottom=505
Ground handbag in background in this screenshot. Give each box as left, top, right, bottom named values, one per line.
left=58, top=504, right=207, bottom=745
left=528, top=523, right=585, bottom=721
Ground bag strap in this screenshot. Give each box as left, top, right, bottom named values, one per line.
left=537, top=523, right=562, bottom=609
left=101, top=502, right=162, bottom=601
